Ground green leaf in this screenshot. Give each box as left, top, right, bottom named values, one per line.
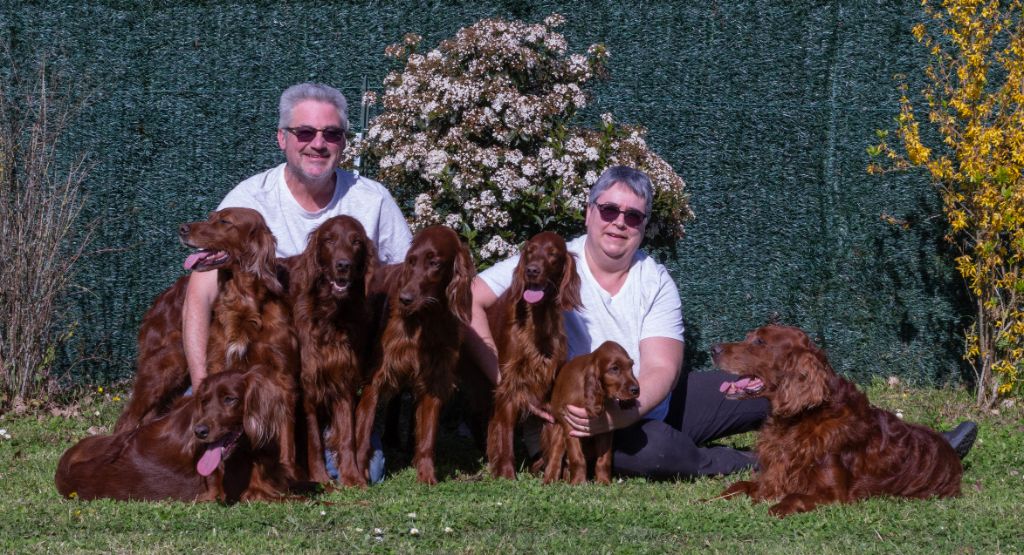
left=995, top=166, right=1012, bottom=186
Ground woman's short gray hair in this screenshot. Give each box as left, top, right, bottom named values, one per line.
left=278, top=83, right=349, bottom=132
left=588, top=166, right=654, bottom=216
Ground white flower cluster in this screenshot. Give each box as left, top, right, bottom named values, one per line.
left=357, top=15, right=692, bottom=265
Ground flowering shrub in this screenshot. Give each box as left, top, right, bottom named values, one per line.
left=352, top=14, right=692, bottom=265
left=869, top=0, right=1024, bottom=406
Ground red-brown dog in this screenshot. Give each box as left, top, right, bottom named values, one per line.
left=115, top=207, right=300, bottom=484
left=543, top=341, right=640, bottom=484
left=486, top=231, right=581, bottom=479
left=286, top=215, right=376, bottom=486
left=115, top=207, right=293, bottom=432
left=353, top=225, right=474, bottom=485
left=57, top=370, right=293, bottom=503
left=711, top=324, right=962, bottom=517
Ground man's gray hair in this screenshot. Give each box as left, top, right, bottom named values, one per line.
left=588, top=166, right=654, bottom=216
left=278, top=82, right=349, bottom=132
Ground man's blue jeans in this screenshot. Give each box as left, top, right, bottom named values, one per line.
left=325, top=432, right=385, bottom=485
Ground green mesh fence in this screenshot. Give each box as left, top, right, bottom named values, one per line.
left=0, top=1, right=969, bottom=387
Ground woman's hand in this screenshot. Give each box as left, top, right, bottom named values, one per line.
left=564, top=404, right=616, bottom=437
left=527, top=401, right=555, bottom=423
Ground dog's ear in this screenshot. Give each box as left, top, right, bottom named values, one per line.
left=582, top=355, right=607, bottom=417
left=242, top=370, right=288, bottom=449
left=507, top=244, right=529, bottom=304
left=773, top=349, right=830, bottom=417
left=557, top=252, right=582, bottom=311
left=291, top=226, right=322, bottom=294
left=361, top=233, right=379, bottom=296
left=247, top=221, right=283, bottom=295
left=447, top=240, right=475, bottom=325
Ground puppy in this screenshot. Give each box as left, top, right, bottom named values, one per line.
left=543, top=341, right=640, bottom=484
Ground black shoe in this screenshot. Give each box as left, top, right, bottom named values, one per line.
left=942, top=421, right=978, bottom=460
left=744, top=449, right=761, bottom=472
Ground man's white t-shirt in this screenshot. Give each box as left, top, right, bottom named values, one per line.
left=218, top=163, right=412, bottom=260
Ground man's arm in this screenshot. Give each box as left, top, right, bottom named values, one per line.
left=467, top=277, right=500, bottom=385
left=182, top=270, right=219, bottom=390
left=564, top=336, right=684, bottom=436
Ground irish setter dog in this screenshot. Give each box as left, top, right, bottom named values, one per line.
left=286, top=215, right=375, bottom=486
left=57, top=370, right=292, bottom=503
left=353, top=225, right=474, bottom=485
left=710, top=324, right=962, bottom=517
left=115, top=207, right=288, bottom=432
left=114, top=207, right=301, bottom=482
left=487, top=231, right=581, bottom=479
left=542, top=341, right=639, bottom=484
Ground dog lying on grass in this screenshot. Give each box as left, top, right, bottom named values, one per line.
left=710, top=324, right=962, bottom=517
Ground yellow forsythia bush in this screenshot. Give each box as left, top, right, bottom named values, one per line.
left=870, top=0, right=1024, bottom=407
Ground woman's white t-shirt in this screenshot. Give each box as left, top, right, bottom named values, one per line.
left=479, top=234, right=685, bottom=419
left=481, top=235, right=688, bottom=421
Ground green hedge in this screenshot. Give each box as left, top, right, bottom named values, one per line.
left=0, top=0, right=967, bottom=386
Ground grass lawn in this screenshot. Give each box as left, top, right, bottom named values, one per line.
left=1, top=380, right=1021, bottom=554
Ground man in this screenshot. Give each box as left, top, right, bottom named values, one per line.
left=470, top=165, right=976, bottom=478
left=183, top=82, right=412, bottom=482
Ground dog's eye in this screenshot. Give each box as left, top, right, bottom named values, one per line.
left=609, top=365, right=620, bottom=374
left=224, top=396, right=239, bottom=405
left=429, top=258, right=442, bottom=269
left=753, top=338, right=765, bottom=346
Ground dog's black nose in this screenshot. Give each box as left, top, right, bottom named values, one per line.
left=194, top=424, right=209, bottom=440
left=711, top=343, right=723, bottom=356
left=335, top=259, right=351, bottom=272
left=629, top=385, right=640, bottom=396
left=179, top=223, right=190, bottom=236
left=525, top=264, right=541, bottom=279
left=399, top=292, right=414, bottom=306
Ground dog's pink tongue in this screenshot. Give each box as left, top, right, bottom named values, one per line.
left=183, top=252, right=204, bottom=271
left=523, top=288, right=545, bottom=304
left=197, top=445, right=224, bottom=477
left=720, top=377, right=754, bottom=395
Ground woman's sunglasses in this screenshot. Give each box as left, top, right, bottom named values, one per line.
left=284, top=126, right=346, bottom=144
left=594, top=202, right=647, bottom=228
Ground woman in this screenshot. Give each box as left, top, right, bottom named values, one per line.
left=469, top=165, right=766, bottom=478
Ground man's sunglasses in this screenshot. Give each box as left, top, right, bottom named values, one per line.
left=283, top=126, right=346, bottom=143
left=593, top=202, right=647, bottom=228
